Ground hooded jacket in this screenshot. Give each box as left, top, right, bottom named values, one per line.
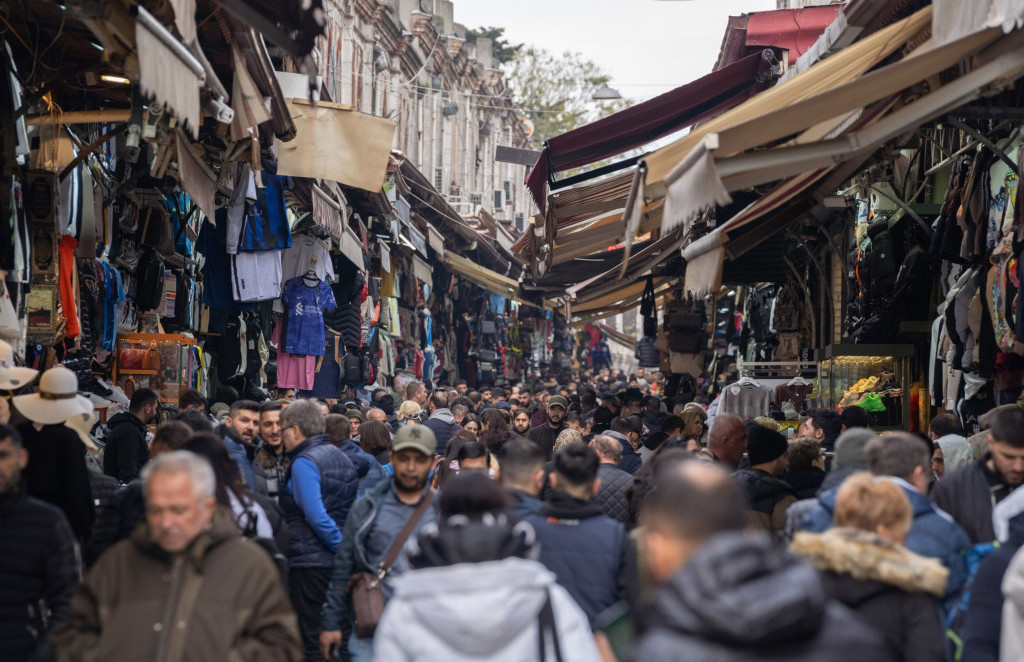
left=964, top=511, right=1024, bottom=662
left=791, top=528, right=948, bottom=662
left=634, top=531, right=894, bottom=662
left=423, top=408, right=461, bottom=457
left=375, top=557, right=599, bottom=661
left=217, top=423, right=256, bottom=489
left=605, top=430, right=642, bottom=475
left=800, top=479, right=969, bottom=600
left=252, top=440, right=288, bottom=504
left=732, top=468, right=797, bottom=538
left=51, top=507, right=302, bottom=662
left=102, top=412, right=149, bottom=484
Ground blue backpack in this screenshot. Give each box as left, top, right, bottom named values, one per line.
left=946, top=541, right=1000, bottom=661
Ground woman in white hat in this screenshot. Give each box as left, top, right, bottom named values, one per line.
left=0, top=339, right=39, bottom=392
left=12, top=366, right=97, bottom=542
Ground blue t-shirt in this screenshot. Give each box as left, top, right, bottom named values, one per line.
left=282, top=277, right=337, bottom=356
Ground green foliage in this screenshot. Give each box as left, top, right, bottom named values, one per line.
left=505, top=46, right=630, bottom=148
left=464, top=26, right=522, bottom=64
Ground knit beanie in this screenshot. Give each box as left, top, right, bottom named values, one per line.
left=833, top=428, right=877, bottom=469
left=747, top=424, right=789, bottom=466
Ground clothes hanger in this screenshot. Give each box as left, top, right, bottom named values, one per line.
left=788, top=375, right=810, bottom=386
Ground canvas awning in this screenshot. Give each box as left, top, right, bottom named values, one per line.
left=641, top=5, right=934, bottom=196
left=277, top=99, right=397, bottom=192
left=442, top=250, right=521, bottom=299
left=664, top=27, right=1024, bottom=240
left=526, top=49, right=779, bottom=214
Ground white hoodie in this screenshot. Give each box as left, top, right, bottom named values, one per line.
left=373, top=556, right=599, bottom=661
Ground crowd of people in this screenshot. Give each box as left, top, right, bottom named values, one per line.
left=6, top=362, right=1024, bottom=661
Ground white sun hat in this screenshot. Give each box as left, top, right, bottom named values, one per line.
left=64, top=410, right=99, bottom=451
left=0, top=339, right=38, bottom=390
left=12, top=366, right=94, bottom=425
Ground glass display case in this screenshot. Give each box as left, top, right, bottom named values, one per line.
left=818, top=344, right=914, bottom=430
left=114, top=333, right=197, bottom=405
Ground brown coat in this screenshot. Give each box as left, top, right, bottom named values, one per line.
left=51, top=507, right=302, bottom=662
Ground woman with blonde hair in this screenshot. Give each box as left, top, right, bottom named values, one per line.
left=396, top=400, right=422, bottom=426
left=790, top=473, right=947, bottom=661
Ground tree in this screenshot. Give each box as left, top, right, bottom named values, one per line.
left=464, top=26, right=522, bottom=65
left=505, top=47, right=630, bottom=148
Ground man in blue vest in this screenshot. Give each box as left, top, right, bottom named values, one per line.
left=280, top=399, right=358, bottom=662
left=527, top=442, right=637, bottom=625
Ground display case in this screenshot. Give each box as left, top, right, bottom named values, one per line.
left=113, top=333, right=197, bottom=405
left=818, top=344, right=914, bottom=430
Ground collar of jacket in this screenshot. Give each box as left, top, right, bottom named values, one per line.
left=790, top=527, right=948, bottom=597
left=538, top=489, right=603, bottom=519
left=255, top=440, right=286, bottom=468
left=131, top=506, right=239, bottom=570
left=0, top=486, right=27, bottom=514
left=284, top=434, right=331, bottom=460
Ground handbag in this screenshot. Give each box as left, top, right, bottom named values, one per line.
left=643, top=315, right=658, bottom=338
left=481, top=320, right=496, bottom=335
left=118, top=345, right=160, bottom=371
left=347, top=489, right=435, bottom=638
left=640, top=276, right=655, bottom=318
left=479, top=348, right=498, bottom=362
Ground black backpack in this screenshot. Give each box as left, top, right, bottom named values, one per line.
left=135, top=248, right=165, bottom=311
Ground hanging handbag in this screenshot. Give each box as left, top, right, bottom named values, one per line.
left=347, top=489, right=435, bottom=638
left=643, top=315, right=658, bottom=338
left=640, top=276, right=656, bottom=318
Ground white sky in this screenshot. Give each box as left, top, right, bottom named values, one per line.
left=451, top=0, right=779, bottom=100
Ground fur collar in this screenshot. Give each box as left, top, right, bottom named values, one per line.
left=790, top=527, right=947, bottom=597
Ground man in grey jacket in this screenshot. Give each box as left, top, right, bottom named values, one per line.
left=319, top=424, right=438, bottom=661
left=252, top=401, right=286, bottom=503
left=590, top=435, right=633, bottom=525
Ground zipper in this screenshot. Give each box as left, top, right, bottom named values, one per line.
left=352, top=497, right=379, bottom=571
left=154, top=556, right=185, bottom=662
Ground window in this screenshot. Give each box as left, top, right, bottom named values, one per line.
left=470, top=193, right=482, bottom=206
left=434, top=167, right=444, bottom=190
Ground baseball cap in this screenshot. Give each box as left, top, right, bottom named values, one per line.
left=548, top=395, right=568, bottom=409
left=392, top=423, right=437, bottom=456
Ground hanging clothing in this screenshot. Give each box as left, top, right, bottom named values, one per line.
left=718, top=381, right=773, bottom=420
left=231, top=251, right=283, bottom=303
left=310, top=331, right=343, bottom=399
left=58, top=235, right=80, bottom=339
left=281, top=277, right=336, bottom=356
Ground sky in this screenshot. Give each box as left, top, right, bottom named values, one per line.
left=451, top=0, right=779, bottom=101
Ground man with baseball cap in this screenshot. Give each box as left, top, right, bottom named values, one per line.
left=320, top=424, right=438, bottom=661
left=528, top=394, right=569, bottom=461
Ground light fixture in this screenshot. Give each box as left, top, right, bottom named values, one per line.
left=591, top=86, right=622, bottom=101
left=100, top=74, right=131, bottom=85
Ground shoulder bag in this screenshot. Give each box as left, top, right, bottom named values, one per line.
left=346, top=488, right=436, bottom=638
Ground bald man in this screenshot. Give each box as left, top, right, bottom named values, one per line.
left=698, top=414, right=747, bottom=470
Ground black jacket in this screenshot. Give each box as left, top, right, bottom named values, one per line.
left=18, top=422, right=95, bottom=542
left=633, top=531, right=896, bottom=662
left=962, top=511, right=1024, bottom=662
left=102, top=412, right=149, bottom=484
left=785, top=466, right=827, bottom=500
left=791, top=528, right=948, bottom=662
left=931, top=453, right=1005, bottom=543
left=594, top=463, right=632, bottom=525
left=84, top=481, right=145, bottom=567
left=527, top=423, right=565, bottom=462
left=0, top=489, right=80, bottom=661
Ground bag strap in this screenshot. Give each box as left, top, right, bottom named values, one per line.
left=536, top=588, right=564, bottom=662
left=379, top=488, right=435, bottom=575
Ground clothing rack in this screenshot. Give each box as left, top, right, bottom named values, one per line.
left=736, top=359, right=818, bottom=381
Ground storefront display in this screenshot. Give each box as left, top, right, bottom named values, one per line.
left=818, top=344, right=913, bottom=430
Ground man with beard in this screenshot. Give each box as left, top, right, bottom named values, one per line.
left=219, top=399, right=260, bottom=488
left=512, top=409, right=532, bottom=437
left=320, top=424, right=438, bottom=661
left=932, top=407, right=1024, bottom=543
left=252, top=401, right=287, bottom=503
left=528, top=395, right=568, bottom=460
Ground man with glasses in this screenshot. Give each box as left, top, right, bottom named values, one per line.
left=280, top=400, right=358, bottom=662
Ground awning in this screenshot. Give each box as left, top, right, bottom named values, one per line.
left=442, top=250, right=521, bottom=299
left=642, top=5, right=934, bottom=194
left=277, top=99, right=397, bottom=192
left=933, top=0, right=1024, bottom=47
left=666, top=28, right=1024, bottom=236
left=525, top=49, right=779, bottom=214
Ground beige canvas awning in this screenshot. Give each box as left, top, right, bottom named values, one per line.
left=277, top=99, right=397, bottom=192
left=443, top=250, right=520, bottom=299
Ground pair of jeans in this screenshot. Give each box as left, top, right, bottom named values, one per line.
left=289, top=567, right=333, bottom=662
left=348, top=632, right=375, bottom=661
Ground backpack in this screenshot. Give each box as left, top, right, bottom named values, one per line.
left=238, top=501, right=290, bottom=585
left=135, top=249, right=165, bottom=311
left=945, top=541, right=1000, bottom=661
